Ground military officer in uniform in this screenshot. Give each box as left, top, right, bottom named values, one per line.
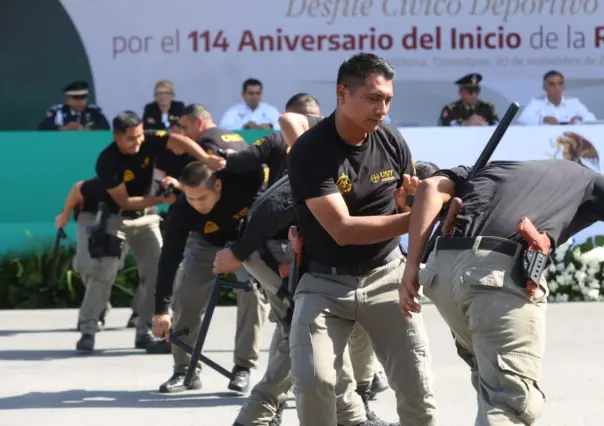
left=38, top=81, right=110, bottom=131
left=437, top=73, right=498, bottom=127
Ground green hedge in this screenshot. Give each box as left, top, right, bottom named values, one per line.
left=0, top=232, right=236, bottom=310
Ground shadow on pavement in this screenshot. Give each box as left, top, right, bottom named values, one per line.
left=0, top=348, right=146, bottom=361
left=0, top=327, right=122, bottom=337
left=0, top=389, right=247, bottom=410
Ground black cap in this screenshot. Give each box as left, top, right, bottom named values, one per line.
left=64, top=81, right=89, bottom=96
left=455, top=73, right=482, bottom=88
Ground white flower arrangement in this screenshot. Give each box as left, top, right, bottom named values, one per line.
left=544, top=237, right=604, bottom=302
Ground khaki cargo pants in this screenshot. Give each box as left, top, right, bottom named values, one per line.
left=78, top=213, right=162, bottom=337
left=290, top=256, right=437, bottom=426
left=234, top=240, right=381, bottom=426
left=171, top=232, right=270, bottom=374
left=421, top=236, right=547, bottom=426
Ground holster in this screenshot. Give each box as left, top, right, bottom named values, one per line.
left=88, top=231, right=124, bottom=259
left=521, top=249, right=549, bottom=288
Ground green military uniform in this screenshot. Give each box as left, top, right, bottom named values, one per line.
left=438, top=73, right=499, bottom=126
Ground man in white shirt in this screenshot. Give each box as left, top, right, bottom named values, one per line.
left=219, top=79, right=281, bottom=131
left=517, top=70, right=596, bottom=125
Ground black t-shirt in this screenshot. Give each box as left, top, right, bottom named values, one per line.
left=198, top=127, right=248, bottom=155
left=154, top=168, right=264, bottom=314
left=79, top=177, right=103, bottom=214
left=95, top=130, right=169, bottom=208
left=434, top=159, right=604, bottom=247
left=227, top=115, right=323, bottom=188
left=288, top=113, right=415, bottom=267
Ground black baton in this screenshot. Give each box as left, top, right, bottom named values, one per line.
left=421, top=102, right=520, bottom=260
left=45, top=228, right=68, bottom=287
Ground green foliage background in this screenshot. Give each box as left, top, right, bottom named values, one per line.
left=0, top=232, right=237, bottom=310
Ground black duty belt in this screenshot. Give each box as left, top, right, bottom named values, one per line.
left=121, top=207, right=158, bottom=219
left=307, top=246, right=403, bottom=276
left=436, top=237, right=518, bottom=257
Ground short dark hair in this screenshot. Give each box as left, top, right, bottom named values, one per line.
left=183, top=104, right=212, bottom=121
left=180, top=162, right=217, bottom=188
left=112, top=111, right=141, bottom=133
left=336, top=53, right=395, bottom=90
left=243, top=78, right=262, bottom=92
left=543, top=70, right=564, bottom=81
left=414, top=161, right=439, bottom=180
left=285, top=93, right=320, bottom=114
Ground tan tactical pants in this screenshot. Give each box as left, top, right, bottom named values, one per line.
left=78, top=213, right=162, bottom=337
left=235, top=240, right=381, bottom=426
left=290, top=257, right=437, bottom=426
left=421, top=236, right=547, bottom=426
left=171, top=232, right=270, bottom=374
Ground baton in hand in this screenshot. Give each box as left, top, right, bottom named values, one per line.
left=422, top=102, right=520, bottom=259
left=45, top=228, right=68, bottom=287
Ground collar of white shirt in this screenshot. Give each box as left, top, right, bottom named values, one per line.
left=544, top=96, right=568, bottom=107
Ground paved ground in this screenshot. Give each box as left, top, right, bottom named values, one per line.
left=1, top=304, right=603, bottom=426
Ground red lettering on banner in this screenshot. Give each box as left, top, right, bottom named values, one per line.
left=237, top=28, right=394, bottom=52
left=450, top=26, right=521, bottom=50
left=596, top=26, right=604, bottom=48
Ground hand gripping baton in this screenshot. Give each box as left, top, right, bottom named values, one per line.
left=169, top=229, right=254, bottom=387
left=44, top=228, right=68, bottom=288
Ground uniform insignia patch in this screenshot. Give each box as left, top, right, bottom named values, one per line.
left=204, top=221, right=220, bottom=233
left=336, top=173, right=352, bottom=194
left=232, top=207, right=249, bottom=220
left=123, top=169, right=135, bottom=182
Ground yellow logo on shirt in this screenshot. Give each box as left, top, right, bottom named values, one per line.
left=336, top=173, right=352, bottom=194
left=370, top=169, right=395, bottom=184
left=252, top=138, right=264, bottom=146
left=221, top=134, right=245, bottom=143
left=286, top=146, right=291, bottom=154
left=141, top=156, right=150, bottom=168
left=155, top=130, right=167, bottom=137
left=123, top=169, right=135, bottom=182
left=204, top=221, right=220, bottom=234
left=232, top=207, right=249, bottom=220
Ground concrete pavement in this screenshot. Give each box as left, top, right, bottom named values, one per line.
left=1, top=304, right=603, bottom=426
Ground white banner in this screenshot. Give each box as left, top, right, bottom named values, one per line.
left=58, top=0, right=604, bottom=127
left=399, top=123, right=604, bottom=245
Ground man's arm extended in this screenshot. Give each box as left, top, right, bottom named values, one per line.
left=166, top=133, right=210, bottom=162
left=306, top=193, right=411, bottom=246
left=405, top=176, right=455, bottom=269
left=279, top=113, right=310, bottom=147
left=61, top=181, right=84, bottom=214
left=105, top=184, right=169, bottom=211
left=154, top=202, right=191, bottom=315
left=230, top=180, right=294, bottom=261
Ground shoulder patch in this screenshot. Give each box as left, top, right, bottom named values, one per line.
left=155, top=130, right=167, bottom=137
left=252, top=138, right=264, bottom=146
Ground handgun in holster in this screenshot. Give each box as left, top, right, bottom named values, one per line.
left=87, top=202, right=124, bottom=259
left=516, top=217, right=551, bottom=296
left=442, top=197, right=463, bottom=237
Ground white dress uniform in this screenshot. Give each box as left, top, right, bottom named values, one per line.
left=219, top=101, right=281, bottom=131
left=517, top=95, right=596, bottom=125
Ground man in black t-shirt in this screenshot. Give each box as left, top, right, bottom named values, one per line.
left=400, top=159, right=604, bottom=425
left=149, top=162, right=266, bottom=394
left=90, top=111, right=222, bottom=352
left=55, top=177, right=145, bottom=350
left=287, top=53, right=437, bottom=426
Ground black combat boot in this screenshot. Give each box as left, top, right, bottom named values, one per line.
left=369, top=371, right=389, bottom=400
left=228, top=365, right=251, bottom=393
left=76, top=334, right=95, bottom=353
left=350, top=385, right=400, bottom=426
left=269, top=401, right=286, bottom=426
left=126, top=312, right=139, bottom=328
left=159, top=372, right=202, bottom=393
